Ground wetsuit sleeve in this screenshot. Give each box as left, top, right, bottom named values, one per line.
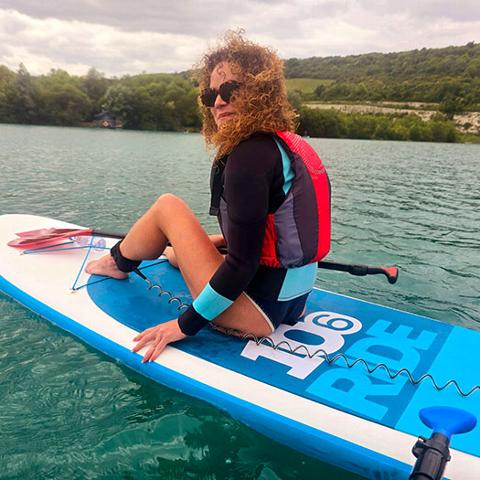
left=177, top=136, right=280, bottom=335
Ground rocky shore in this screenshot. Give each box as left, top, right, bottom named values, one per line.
left=305, top=102, right=480, bottom=135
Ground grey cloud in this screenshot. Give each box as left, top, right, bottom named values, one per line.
left=0, top=0, right=251, bottom=35
left=0, top=0, right=349, bottom=37
left=354, top=0, right=480, bottom=22
left=2, top=0, right=480, bottom=34
left=0, top=1, right=479, bottom=75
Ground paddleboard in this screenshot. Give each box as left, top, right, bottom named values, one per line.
left=1, top=214, right=478, bottom=479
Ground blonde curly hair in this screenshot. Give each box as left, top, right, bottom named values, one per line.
left=196, top=31, right=297, bottom=159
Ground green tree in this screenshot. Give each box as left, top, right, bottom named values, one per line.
left=34, top=69, right=91, bottom=125
left=5, top=64, right=37, bottom=123
left=287, top=89, right=303, bottom=111
left=439, top=94, right=464, bottom=119
left=429, top=121, right=458, bottom=142
left=0, top=65, right=15, bottom=121
left=313, top=84, right=325, bottom=99
left=102, top=75, right=200, bottom=131
left=38, top=83, right=92, bottom=125
left=82, top=67, right=109, bottom=116
left=164, top=81, right=201, bottom=129
left=102, top=84, right=144, bottom=129
left=298, top=107, right=344, bottom=137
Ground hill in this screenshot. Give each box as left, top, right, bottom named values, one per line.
left=284, top=42, right=480, bottom=111
left=1, top=42, right=479, bottom=142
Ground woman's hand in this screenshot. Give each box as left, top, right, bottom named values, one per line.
left=209, top=234, right=226, bottom=248
left=164, top=234, right=225, bottom=269
left=132, top=319, right=187, bottom=362
left=164, top=246, right=179, bottom=268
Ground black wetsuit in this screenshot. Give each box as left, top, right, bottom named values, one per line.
left=178, top=133, right=317, bottom=336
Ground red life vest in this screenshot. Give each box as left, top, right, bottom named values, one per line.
left=259, top=131, right=331, bottom=268
left=209, top=131, right=331, bottom=269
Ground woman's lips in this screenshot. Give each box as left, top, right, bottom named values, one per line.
left=218, top=112, right=234, bottom=120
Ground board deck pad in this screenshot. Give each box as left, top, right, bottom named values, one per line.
left=1, top=214, right=479, bottom=479
left=87, top=258, right=480, bottom=457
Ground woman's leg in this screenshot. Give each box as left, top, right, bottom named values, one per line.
left=86, top=194, right=273, bottom=338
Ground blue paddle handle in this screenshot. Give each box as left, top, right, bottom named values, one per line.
left=410, top=406, right=477, bottom=480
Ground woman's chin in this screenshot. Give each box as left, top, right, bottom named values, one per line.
left=216, top=114, right=236, bottom=126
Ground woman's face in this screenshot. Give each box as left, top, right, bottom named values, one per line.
left=209, top=62, right=239, bottom=127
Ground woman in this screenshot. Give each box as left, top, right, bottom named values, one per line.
left=86, top=33, right=331, bottom=362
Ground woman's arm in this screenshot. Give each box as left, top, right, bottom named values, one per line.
left=177, top=136, right=280, bottom=336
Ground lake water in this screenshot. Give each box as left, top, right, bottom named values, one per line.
left=0, top=124, right=478, bottom=479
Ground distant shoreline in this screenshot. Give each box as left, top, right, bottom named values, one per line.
left=2, top=120, right=479, bottom=144
left=304, top=101, right=480, bottom=136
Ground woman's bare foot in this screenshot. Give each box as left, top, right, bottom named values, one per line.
left=85, top=254, right=129, bottom=279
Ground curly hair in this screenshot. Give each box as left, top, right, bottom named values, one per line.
left=196, top=31, right=297, bottom=159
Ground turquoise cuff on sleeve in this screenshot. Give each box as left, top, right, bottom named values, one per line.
left=192, top=283, right=234, bottom=321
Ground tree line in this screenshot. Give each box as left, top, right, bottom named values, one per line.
left=285, top=42, right=480, bottom=112
left=0, top=64, right=201, bottom=130
left=0, top=62, right=474, bottom=143
left=298, top=108, right=458, bottom=143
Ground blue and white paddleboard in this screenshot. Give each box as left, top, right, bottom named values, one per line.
left=0, top=214, right=478, bottom=479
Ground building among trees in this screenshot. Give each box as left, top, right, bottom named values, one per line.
left=93, top=111, right=117, bottom=128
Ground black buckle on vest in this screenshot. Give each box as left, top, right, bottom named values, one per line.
left=209, top=158, right=226, bottom=216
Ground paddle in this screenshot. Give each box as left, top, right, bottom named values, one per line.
left=9, top=226, right=399, bottom=284
left=15, top=227, right=125, bottom=239
left=8, top=227, right=126, bottom=248
left=316, top=261, right=398, bottom=284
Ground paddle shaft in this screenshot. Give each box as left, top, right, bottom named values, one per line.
left=14, top=227, right=399, bottom=284
left=316, top=261, right=398, bottom=284
left=90, top=229, right=127, bottom=240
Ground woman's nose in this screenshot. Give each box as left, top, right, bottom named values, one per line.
left=214, top=92, right=227, bottom=108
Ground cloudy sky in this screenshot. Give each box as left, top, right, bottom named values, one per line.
left=1, top=0, right=479, bottom=76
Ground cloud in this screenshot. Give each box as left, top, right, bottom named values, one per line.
left=0, top=9, right=209, bottom=75
left=0, top=1, right=479, bottom=76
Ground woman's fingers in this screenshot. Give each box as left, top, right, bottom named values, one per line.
left=151, top=338, right=169, bottom=360
left=132, top=331, right=156, bottom=352
left=141, top=332, right=165, bottom=362
left=136, top=332, right=161, bottom=361
left=133, top=327, right=153, bottom=342
left=132, top=319, right=186, bottom=362
left=141, top=344, right=156, bottom=363
left=142, top=339, right=167, bottom=363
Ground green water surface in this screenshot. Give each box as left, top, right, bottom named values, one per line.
left=0, top=124, right=478, bottom=479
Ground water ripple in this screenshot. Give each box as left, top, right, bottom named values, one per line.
left=1, top=126, right=479, bottom=479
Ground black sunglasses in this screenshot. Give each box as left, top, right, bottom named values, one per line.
left=200, top=80, right=241, bottom=108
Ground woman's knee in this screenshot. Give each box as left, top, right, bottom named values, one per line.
left=254, top=322, right=275, bottom=338
left=152, top=194, right=192, bottom=220
left=154, top=193, right=183, bottom=210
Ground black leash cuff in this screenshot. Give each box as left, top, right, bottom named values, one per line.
left=110, top=241, right=141, bottom=273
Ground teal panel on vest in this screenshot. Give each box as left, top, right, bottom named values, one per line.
left=273, top=138, right=294, bottom=194
left=193, top=283, right=233, bottom=321
left=278, top=263, right=317, bottom=300
left=395, top=326, right=480, bottom=456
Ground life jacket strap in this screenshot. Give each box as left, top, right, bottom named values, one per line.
left=209, top=157, right=227, bottom=216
